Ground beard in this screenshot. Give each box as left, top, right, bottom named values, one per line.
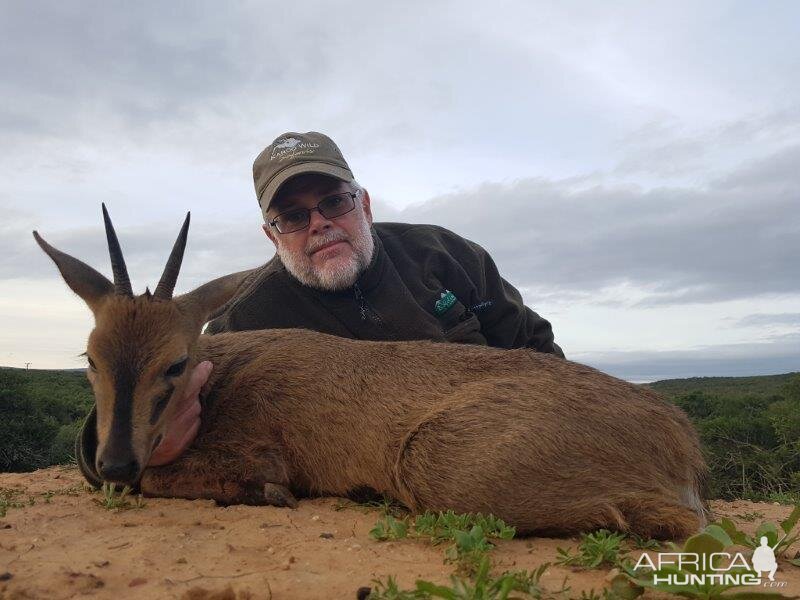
left=276, top=207, right=375, bottom=292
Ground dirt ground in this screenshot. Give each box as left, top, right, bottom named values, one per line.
left=1, top=466, right=798, bottom=600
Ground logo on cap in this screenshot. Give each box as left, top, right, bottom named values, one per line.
left=270, top=137, right=321, bottom=162
left=274, top=137, right=301, bottom=150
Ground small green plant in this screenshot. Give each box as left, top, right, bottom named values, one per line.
left=577, top=587, right=637, bottom=600
left=413, top=511, right=515, bottom=545
left=40, top=483, right=86, bottom=501
left=366, top=575, right=423, bottom=599
left=0, top=488, right=27, bottom=518
left=715, top=503, right=800, bottom=558
left=366, top=511, right=584, bottom=598
left=366, top=511, right=543, bottom=597
left=494, top=563, right=552, bottom=598
left=415, top=555, right=552, bottom=599
left=370, top=515, right=409, bottom=541
left=334, top=494, right=408, bottom=518
left=556, top=529, right=627, bottom=569
left=370, top=511, right=517, bottom=578
left=371, top=495, right=408, bottom=518
left=732, top=511, right=765, bottom=522
left=444, top=526, right=494, bottom=576
left=627, top=534, right=660, bottom=551
left=93, top=482, right=146, bottom=510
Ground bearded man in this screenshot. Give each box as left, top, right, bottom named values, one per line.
left=76, top=131, right=564, bottom=484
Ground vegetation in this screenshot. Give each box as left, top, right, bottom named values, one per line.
left=93, top=482, right=146, bottom=510
left=647, top=372, right=799, bottom=399
left=366, top=510, right=559, bottom=599
left=667, top=374, right=800, bottom=500
left=367, top=559, right=554, bottom=600
left=369, top=510, right=516, bottom=577
left=556, top=529, right=628, bottom=569
left=0, top=487, right=29, bottom=518
left=364, top=506, right=800, bottom=599
left=0, top=367, right=93, bottom=472
left=413, top=511, right=516, bottom=545
left=715, top=504, right=800, bottom=559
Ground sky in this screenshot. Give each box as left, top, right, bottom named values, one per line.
left=1, top=1, right=798, bottom=381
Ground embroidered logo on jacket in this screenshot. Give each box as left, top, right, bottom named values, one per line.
left=434, top=290, right=457, bottom=316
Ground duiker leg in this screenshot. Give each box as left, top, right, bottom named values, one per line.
left=139, top=448, right=297, bottom=507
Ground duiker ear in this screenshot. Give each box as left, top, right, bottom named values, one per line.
left=33, top=231, right=113, bottom=312
left=174, top=269, right=256, bottom=327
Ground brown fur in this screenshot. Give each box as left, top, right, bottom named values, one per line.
left=35, top=217, right=708, bottom=539
left=138, top=329, right=707, bottom=538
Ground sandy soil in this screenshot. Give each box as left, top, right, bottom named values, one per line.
left=0, top=466, right=798, bottom=599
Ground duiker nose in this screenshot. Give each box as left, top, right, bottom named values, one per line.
left=97, top=457, right=140, bottom=483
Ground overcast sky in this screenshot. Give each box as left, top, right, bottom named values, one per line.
left=1, top=1, right=798, bottom=381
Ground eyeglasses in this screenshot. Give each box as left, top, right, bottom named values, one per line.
left=268, top=191, right=358, bottom=234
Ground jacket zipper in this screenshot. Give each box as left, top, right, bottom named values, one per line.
left=353, top=284, right=384, bottom=325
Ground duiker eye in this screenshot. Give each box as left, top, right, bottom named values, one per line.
left=165, top=357, right=188, bottom=378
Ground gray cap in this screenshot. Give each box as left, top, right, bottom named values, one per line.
left=253, top=132, right=354, bottom=220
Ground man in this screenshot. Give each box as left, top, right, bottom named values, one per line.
left=76, top=131, right=563, bottom=483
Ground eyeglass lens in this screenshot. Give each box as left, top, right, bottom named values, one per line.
left=275, top=192, right=355, bottom=233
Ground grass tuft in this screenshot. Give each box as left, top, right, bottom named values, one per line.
left=556, top=530, right=627, bottom=569
left=93, top=482, right=146, bottom=511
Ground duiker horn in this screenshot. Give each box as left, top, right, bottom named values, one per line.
left=154, top=212, right=190, bottom=300
left=101, top=203, right=133, bottom=297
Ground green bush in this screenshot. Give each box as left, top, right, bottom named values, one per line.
left=674, top=374, right=800, bottom=500
left=0, top=368, right=92, bottom=472
left=48, top=420, right=82, bottom=465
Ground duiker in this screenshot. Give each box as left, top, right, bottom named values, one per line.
left=35, top=206, right=707, bottom=538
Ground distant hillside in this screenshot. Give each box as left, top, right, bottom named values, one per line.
left=647, top=371, right=799, bottom=398
left=0, top=366, right=92, bottom=400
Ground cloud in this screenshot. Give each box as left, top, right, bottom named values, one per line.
left=395, top=146, right=799, bottom=306
left=712, top=144, right=800, bottom=192
left=14, top=214, right=271, bottom=296
left=734, top=313, right=800, bottom=329
left=615, top=109, right=800, bottom=180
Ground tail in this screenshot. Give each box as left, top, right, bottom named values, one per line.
left=680, top=480, right=710, bottom=530
left=619, top=492, right=704, bottom=540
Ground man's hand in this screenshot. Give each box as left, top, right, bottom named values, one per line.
left=148, top=361, right=212, bottom=466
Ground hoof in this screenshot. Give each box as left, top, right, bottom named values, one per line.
left=263, top=482, right=298, bottom=508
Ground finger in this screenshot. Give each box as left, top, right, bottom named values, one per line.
left=187, top=361, right=213, bottom=397
left=147, top=362, right=209, bottom=467
left=151, top=416, right=201, bottom=466
left=173, top=397, right=201, bottom=428
left=172, top=361, right=211, bottom=412
left=176, top=417, right=201, bottom=453
left=149, top=416, right=200, bottom=466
